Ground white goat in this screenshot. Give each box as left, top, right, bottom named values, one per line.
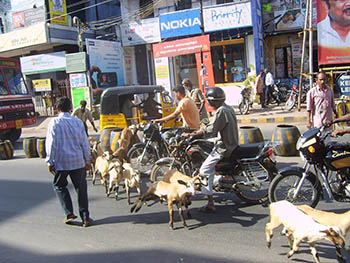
left=130, top=175, right=200, bottom=230
left=108, top=161, right=141, bottom=204
left=266, top=201, right=345, bottom=263
left=93, top=151, right=112, bottom=193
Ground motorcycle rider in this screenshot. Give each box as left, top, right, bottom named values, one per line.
left=183, top=87, right=239, bottom=212
left=328, top=113, right=350, bottom=137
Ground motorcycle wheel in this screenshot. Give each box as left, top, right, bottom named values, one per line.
left=234, top=173, right=271, bottom=204
left=284, top=95, right=296, bottom=111
left=238, top=99, right=249, bottom=115
left=150, top=161, right=182, bottom=182
left=127, top=144, right=158, bottom=176
left=268, top=170, right=321, bottom=208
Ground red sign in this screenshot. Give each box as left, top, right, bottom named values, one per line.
left=317, top=0, right=350, bottom=65
left=12, top=12, right=25, bottom=29
left=153, top=35, right=210, bottom=58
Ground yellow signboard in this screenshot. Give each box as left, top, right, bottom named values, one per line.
left=32, top=79, right=52, bottom=92
left=49, top=0, right=68, bottom=26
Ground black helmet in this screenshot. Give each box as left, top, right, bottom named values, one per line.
left=206, top=87, right=225, bottom=108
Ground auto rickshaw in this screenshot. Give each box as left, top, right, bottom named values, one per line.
left=99, top=85, right=181, bottom=130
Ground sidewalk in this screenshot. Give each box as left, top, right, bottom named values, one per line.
left=234, top=104, right=307, bottom=124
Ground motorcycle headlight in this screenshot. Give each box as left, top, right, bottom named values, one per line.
left=296, top=137, right=304, bottom=150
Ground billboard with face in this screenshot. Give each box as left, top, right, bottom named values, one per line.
left=317, top=0, right=350, bottom=65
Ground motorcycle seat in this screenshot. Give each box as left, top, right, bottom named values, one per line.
left=327, top=141, right=350, bottom=151
left=226, top=142, right=265, bottom=160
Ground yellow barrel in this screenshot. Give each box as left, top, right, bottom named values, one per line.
left=272, top=124, right=301, bottom=156
left=110, top=129, right=123, bottom=153
left=36, top=138, right=46, bottom=158
left=23, top=137, right=39, bottom=158
left=239, top=126, right=264, bottom=145
left=0, top=140, right=14, bottom=160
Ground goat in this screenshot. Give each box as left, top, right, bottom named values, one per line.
left=130, top=175, right=200, bottom=230
left=112, top=127, right=134, bottom=161
left=266, top=200, right=345, bottom=263
left=297, top=205, right=350, bottom=238
left=93, top=151, right=113, bottom=193
left=108, top=161, right=141, bottom=204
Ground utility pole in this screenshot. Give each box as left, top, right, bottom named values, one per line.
left=73, top=16, right=88, bottom=52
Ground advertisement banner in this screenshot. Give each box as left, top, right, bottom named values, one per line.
left=159, top=9, right=201, bottom=39
left=71, top=87, right=91, bottom=110
left=12, top=6, right=45, bottom=29
left=317, top=0, right=350, bottom=65
left=48, top=0, right=68, bottom=25
left=121, top=18, right=161, bottom=46
left=32, top=78, right=51, bottom=92
left=251, top=0, right=265, bottom=75
left=153, top=35, right=210, bottom=58
left=69, top=73, right=88, bottom=88
left=0, top=23, right=47, bottom=53
left=20, top=51, right=66, bottom=75
left=274, top=9, right=304, bottom=31
left=154, top=57, right=171, bottom=93
left=86, top=38, right=125, bottom=89
left=203, top=2, right=252, bottom=32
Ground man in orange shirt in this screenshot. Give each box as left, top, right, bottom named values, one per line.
left=154, top=84, right=200, bottom=130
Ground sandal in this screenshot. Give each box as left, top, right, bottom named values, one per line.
left=198, top=205, right=216, bottom=213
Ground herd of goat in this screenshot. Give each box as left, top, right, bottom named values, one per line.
left=87, top=127, right=349, bottom=263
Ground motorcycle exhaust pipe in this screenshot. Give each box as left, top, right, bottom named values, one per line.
left=232, top=177, right=269, bottom=191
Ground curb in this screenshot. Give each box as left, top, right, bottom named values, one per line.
left=237, top=116, right=307, bottom=124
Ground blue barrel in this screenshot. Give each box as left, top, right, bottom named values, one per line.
left=272, top=124, right=301, bottom=156
left=239, top=126, right=264, bottom=145
left=0, top=140, right=14, bottom=160
left=23, top=137, right=39, bottom=158
left=36, top=137, right=46, bottom=158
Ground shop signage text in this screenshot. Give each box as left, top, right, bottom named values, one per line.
left=20, top=51, right=66, bottom=75
left=121, top=18, right=161, bottom=46
left=32, top=78, right=52, bottom=92
left=203, top=2, right=252, bottom=32
left=337, top=73, right=350, bottom=97
left=159, top=9, right=201, bottom=39
left=153, top=35, right=210, bottom=58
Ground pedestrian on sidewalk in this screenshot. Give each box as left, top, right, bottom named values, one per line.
left=306, top=71, right=336, bottom=129
left=256, top=71, right=265, bottom=108
left=72, top=100, right=98, bottom=136
left=182, top=78, right=209, bottom=123
left=46, top=97, right=92, bottom=227
left=264, top=68, right=275, bottom=105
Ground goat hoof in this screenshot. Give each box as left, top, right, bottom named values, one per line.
left=169, top=224, right=174, bottom=230
left=287, top=252, right=293, bottom=258
left=183, top=224, right=188, bottom=229
left=266, top=242, right=271, bottom=249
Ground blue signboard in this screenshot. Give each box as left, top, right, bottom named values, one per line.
left=251, top=0, right=265, bottom=75
left=336, top=73, right=350, bottom=97
left=159, top=9, right=202, bottom=39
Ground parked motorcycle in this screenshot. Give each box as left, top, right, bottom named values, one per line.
left=269, top=125, right=350, bottom=208
left=271, top=80, right=289, bottom=104
left=284, top=82, right=308, bottom=111
left=238, top=86, right=251, bottom=115
left=150, top=135, right=278, bottom=204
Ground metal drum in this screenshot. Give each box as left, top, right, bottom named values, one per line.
left=272, top=124, right=301, bottom=156
left=36, top=137, right=46, bottom=158
left=239, top=126, right=264, bottom=145
left=23, top=137, right=39, bottom=158
left=0, top=140, right=14, bottom=160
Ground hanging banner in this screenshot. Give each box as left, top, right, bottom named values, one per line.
left=203, top=2, right=252, bottom=32
left=251, top=0, right=265, bottom=75
left=86, top=38, right=125, bottom=89
left=20, top=51, right=66, bottom=75
left=71, top=87, right=91, bottom=110
left=317, top=0, right=350, bottom=65
left=154, top=57, right=171, bottom=93
left=120, top=18, right=161, bottom=46
left=48, top=0, right=68, bottom=26
left=69, top=73, right=87, bottom=88
left=32, top=79, right=51, bottom=92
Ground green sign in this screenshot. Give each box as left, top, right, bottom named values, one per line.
left=66, top=52, right=87, bottom=73
left=71, top=87, right=87, bottom=109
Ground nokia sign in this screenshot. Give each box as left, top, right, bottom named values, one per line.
left=159, top=9, right=202, bottom=39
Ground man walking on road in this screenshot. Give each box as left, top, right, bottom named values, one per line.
left=264, top=68, right=275, bottom=105
left=306, top=71, right=336, bottom=129
left=72, top=100, right=98, bottom=135
left=46, top=97, right=92, bottom=227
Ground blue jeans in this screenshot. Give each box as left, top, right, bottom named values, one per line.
left=53, top=168, right=90, bottom=221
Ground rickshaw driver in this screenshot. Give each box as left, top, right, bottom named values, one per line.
left=153, top=84, right=200, bottom=138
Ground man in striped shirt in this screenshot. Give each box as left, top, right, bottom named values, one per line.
left=46, top=97, right=92, bottom=227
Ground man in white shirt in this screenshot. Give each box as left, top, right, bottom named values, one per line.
left=264, top=68, right=275, bottom=105
left=318, top=0, right=350, bottom=48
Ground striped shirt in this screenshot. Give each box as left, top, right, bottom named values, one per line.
left=45, top=112, right=91, bottom=171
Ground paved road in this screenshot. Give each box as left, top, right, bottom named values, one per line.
left=1, top=123, right=350, bottom=263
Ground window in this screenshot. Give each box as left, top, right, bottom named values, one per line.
left=211, top=43, right=246, bottom=83
left=3, top=68, right=28, bottom=95
left=216, top=0, right=233, bottom=5
left=275, top=47, right=292, bottom=79
left=175, top=0, right=192, bottom=11
left=0, top=70, right=8, bottom=95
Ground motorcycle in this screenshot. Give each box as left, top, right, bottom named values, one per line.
left=238, top=86, right=251, bottom=115
left=269, top=125, right=350, bottom=208
left=284, top=82, right=308, bottom=111
left=150, top=135, right=278, bottom=204
left=127, top=122, right=173, bottom=175
left=271, top=80, right=289, bottom=104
